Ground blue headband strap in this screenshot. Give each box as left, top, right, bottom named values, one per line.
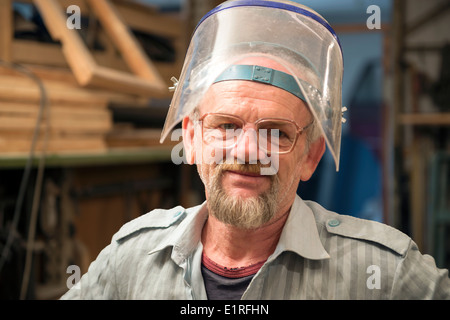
left=213, top=65, right=306, bottom=102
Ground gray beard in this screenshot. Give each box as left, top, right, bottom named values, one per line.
left=204, top=164, right=280, bottom=230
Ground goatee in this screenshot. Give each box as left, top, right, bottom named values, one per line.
left=205, top=162, right=279, bottom=230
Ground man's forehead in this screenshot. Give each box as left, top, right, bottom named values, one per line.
left=198, top=80, right=309, bottom=120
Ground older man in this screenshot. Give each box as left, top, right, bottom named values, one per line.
left=61, top=0, right=450, bottom=300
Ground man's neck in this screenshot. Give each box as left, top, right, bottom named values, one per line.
left=200, top=208, right=290, bottom=268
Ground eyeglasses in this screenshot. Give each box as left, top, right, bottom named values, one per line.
left=198, top=113, right=314, bottom=155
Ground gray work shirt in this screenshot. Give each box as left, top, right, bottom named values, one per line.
left=61, top=195, right=450, bottom=299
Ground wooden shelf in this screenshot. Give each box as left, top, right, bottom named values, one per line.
left=398, top=113, right=450, bottom=125
left=0, top=146, right=175, bottom=168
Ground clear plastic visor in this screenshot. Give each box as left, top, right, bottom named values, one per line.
left=160, top=3, right=344, bottom=170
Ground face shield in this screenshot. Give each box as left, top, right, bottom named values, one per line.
left=160, top=0, right=344, bottom=170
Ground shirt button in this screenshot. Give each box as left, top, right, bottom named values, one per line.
left=328, top=219, right=340, bottom=227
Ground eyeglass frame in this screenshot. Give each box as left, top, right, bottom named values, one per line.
left=196, top=112, right=314, bottom=155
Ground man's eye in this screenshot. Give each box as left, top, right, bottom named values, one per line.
left=219, top=123, right=238, bottom=130
left=280, top=131, right=296, bottom=142
left=268, top=129, right=288, bottom=139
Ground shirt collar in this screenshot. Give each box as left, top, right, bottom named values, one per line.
left=272, top=195, right=330, bottom=261
left=147, top=202, right=208, bottom=265
left=148, top=195, right=329, bottom=264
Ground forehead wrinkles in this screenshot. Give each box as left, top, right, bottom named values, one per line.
left=200, top=81, right=306, bottom=120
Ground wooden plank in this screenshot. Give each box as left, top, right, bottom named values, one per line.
left=105, top=127, right=178, bottom=149
left=0, top=130, right=101, bottom=140
left=0, top=83, right=107, bottom=106
left=14, top=0, right=183, bottom=38
left=0, top=129, right=105, bottom=140
left=0, top=65, right=152, bottom=107
left=11, top=40, right=179, bottom=91
left=112, top=0, right=184, bottom=38
left=0, top=136, right=107, bottom=153
left=86, top=0, right=166, bottom=85
left=0, top=62, right=78, bottom=85
left=0, top=0, right=13, bottom=61
left=85, top=64, right=167, bottom=97
left=11, top=40, right=68, bottom=67
left=11, top=39, right=129, bottom=71
left=0, top=115, right=112, bottom=133
left=33, top=0, right=97, bottom=84
left=0, top=101, right=112, bottom=134
left=0, top=101, right=111, bottom=119
left=399, top=113, right=450, bottom=125
left=11, top=39, right=179, bottom=90
left=0, top=146, right=174, bottom=168
left=0, top=73, right=108, bottom=106
left=33, top=0, right=167, bottom=97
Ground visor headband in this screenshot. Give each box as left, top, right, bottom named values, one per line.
left=213, top=65, right=306, bottom=103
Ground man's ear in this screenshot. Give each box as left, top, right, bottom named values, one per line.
left=300, top=136, right=325, bottom=182
left=182, top=116, right=196, bottom=165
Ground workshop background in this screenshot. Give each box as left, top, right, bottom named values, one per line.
left=0, top=0, right=449, bottom=300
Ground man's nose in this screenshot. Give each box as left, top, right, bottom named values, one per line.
left=231, top=128, right=266, bottom=163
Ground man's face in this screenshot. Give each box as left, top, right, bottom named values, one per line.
left=184, top=79, right=324, bottom=229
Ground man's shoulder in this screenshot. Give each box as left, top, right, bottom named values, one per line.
left=112, top=204, right=200, bottom=243
left=304, top=200, right=412, bottom=257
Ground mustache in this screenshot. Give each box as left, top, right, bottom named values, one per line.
left=217, top=161, right=271, bottom=175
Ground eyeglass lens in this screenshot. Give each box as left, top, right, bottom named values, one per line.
left=201, top=114, right=298, bottom=154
